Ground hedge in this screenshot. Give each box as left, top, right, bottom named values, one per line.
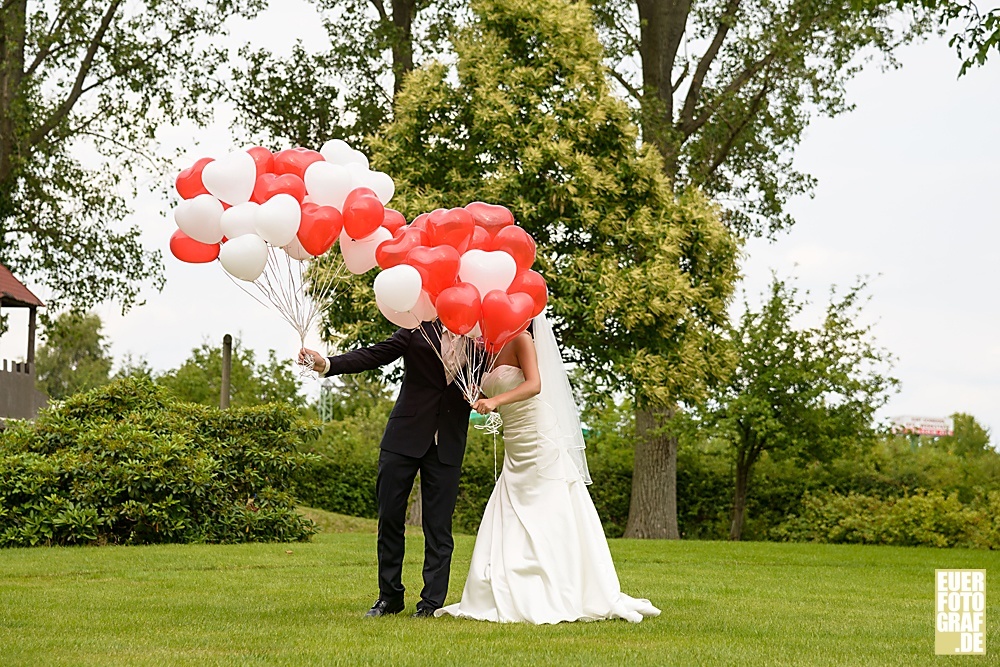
left=0, top=377, right=316, bottom=547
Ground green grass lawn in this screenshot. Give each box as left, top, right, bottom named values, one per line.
left=1, top=508, right=996, bottom=666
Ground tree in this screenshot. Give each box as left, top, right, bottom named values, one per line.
left=0, top=0, right=264, bottom=310
left=157, top=341, right=306, bottom=410
left=695, top=278, right=897, bottom=540
left=227, top=0, right=985, bottom=539
left=938, top=413, right=993, bottom=457
left=589, top=0, right=949, bottom=237
left=317, top=0, right=738, bottom=539
left=34, top=310, right=112, bottom=400
left=227, top=0, right=464, bottom=149
left=945, top=1, right=1000, bottom=73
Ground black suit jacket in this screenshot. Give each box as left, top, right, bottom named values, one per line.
left=325, top=323, right=472, bottom=467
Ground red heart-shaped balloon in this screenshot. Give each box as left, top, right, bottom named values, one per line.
left=465, top=202, right=514, bottom=238
left=175, top=157, right=214, bottom=200
left=489, top=225, right=536, bottom=272
left=170, top=229, right=219, bottom=263
left=427, top=207, right=475, bottom=253
left=410, top=212, right=430, bottom=231
left=507, top=269, right=548, bottom=317
left=436, top=283, right=483, bottom=336
left=404, top=245, right=461, bottom=298
left=272, top=147, right=324, bottom=180
left=298, top=203, right=343, bottom=256
left=376, top=226, right=430, bottom=269
left=342, top=187, right=385, bottom=239
left=251, top=173, right=307, bottom=204
left=468, top=226, right=491, bottom=251
left=480, top=290, right=534, bottom=352
left=382, top=208, right=407, bottom=235
left=246, top=146, right=274, bottom=177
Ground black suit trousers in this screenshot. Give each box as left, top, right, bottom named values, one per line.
left=376, top=444, right=462, bottom=610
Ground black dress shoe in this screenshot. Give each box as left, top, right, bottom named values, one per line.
left=411, top=606, right=438, bottom=618
left=364, top=598, right=404, bottom=618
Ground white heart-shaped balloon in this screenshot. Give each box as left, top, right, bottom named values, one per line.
left=411, top=291, right=437, bottom=322
left=219, top=202, right=259, bottom=240
left=339, top=226, right=392, bottom=275
left=376, top=295, right=421, bottom=329
left=174, top=194, right=224, bottom=244
left=283, top=236, right=314, bottom=261
left=373, top=264, right=423, bottom=313
left=365, top=170, right=395, bottom=204
left=254, top=193, right=301, bottom=247
left=459, top=249, right=517, bottom=296
left=202, top=150, right=256, bottom=205
left=219, top=234, right=269, bottom=281
left=344, top=149, right=369, bottom=169
left=320, top=139, right=355, bottom=165
left=345, top=163, right=374, bottom=191
left=304, top=161, right=354, bottom=210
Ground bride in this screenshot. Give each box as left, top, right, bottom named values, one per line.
left=435, top=312, right=660, bottom=624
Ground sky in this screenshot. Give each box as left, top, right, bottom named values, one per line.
left=0, top=1, right=997, bottom=441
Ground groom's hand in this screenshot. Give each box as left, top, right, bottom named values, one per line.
left=299, top=348, right=324, bottom=368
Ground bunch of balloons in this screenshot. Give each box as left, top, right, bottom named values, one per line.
left=168, top=140, right=400, bottom=347
left=371, top=202, right=547, bottom=354
left=169, top=140, right=397, bottom=278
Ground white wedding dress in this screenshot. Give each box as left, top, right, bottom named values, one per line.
left=436, top=363, right=661, bottom=624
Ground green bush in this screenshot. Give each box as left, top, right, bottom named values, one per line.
left=770, top=489, right=1000, bottom=549
left=0, top=377, right=316, bottom=547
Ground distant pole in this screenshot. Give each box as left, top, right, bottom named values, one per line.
left=27, top=306, right=37, bottom=368
left=221, top=334, right=232, bottom=409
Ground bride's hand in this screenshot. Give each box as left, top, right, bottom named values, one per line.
left=472, top=398, right=498, bottom=414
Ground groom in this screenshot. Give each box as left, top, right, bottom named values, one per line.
left=300, top=322, right=472, bottom=618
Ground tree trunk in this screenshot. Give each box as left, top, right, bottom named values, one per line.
left=729, top=460, right=750, bottom=540
left=634, top=0, right=689, bottom=179
left=390, top=0, right=417, bottom=97
left=624, top=404, right=680, bottom=539
left=0, top=0, right=27, bottom=188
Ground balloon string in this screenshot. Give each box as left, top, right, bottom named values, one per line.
left=474, top=411, right=503, bottom=481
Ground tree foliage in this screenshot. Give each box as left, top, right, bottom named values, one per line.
left=0, top=0, right=264, bottom=310
left=936, top=412, right=993, bottom=457
left=156, top=342, right=306, bottom=410
left=327, top=0, right=741, bottom=411
left=694, top=277, right=898, bottom=539
left=590, top=0, right=945, bottom=237
left=34, top=310, right=112, bottom=400
left=227, top=0, right=465, bottom=150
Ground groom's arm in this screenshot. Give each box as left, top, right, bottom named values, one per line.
left=324, top=328, right=411, bottom=376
